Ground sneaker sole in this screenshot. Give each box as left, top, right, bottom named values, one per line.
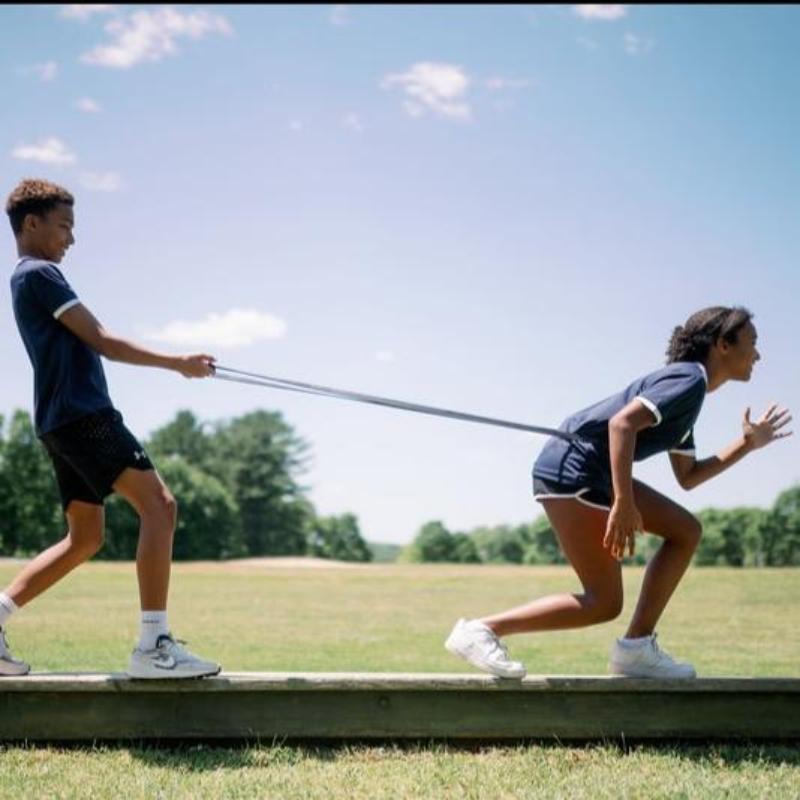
left=0, top=665, right=31, bottom=677
left=608, top=662, right=696, bottom=679
left=445, top=635, right=526, bottom=679
left=127, top=665, right=222, bottom=680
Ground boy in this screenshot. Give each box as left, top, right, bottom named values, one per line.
left=2, top=178, right=219, bottom=678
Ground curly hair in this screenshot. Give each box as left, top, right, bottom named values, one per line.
left=666, top=306, right=753, bottom=364
left=6, top=178, right=74, bottom=235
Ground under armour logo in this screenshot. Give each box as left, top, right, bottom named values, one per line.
left=133, top=451, right=146, bottom=461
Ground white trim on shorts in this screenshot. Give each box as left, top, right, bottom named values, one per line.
left=534, top=487, right=611, bottom=512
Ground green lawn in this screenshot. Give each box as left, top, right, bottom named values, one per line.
left=1, top=562, right=798, bottom=798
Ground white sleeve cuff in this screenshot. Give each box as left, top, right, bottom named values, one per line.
left=635, top=395, right=662, bottom=426
left=53, top=298, right=80, bottom=319
left=669, top=449, right=696, bottom=457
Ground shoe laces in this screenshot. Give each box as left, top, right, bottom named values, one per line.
left=480, top=630, right=513, bottom=664
left=649, top=634, right=678, bottom=666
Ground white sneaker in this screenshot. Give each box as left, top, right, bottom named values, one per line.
left=127, top=633, right=220, bottom=679
left=445, top=618, right=526, bottom=679
left=609, top=633, right=696, bottom=679
left=0, top=627, right=30, bottom=676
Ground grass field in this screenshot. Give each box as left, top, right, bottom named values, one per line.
left=1, top=561, right=798, bottom=798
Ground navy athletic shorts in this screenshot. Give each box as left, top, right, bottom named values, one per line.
left=40, top=408, right=154, bottom=510
left=532, top=437, right=613, bottom=511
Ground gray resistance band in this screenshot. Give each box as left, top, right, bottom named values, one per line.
left=213, top=365, right=576, bottom=442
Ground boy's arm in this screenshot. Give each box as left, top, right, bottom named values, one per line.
left=670, top=405, right=792, bottom=490
left=59, top=303, right=215, bottom=378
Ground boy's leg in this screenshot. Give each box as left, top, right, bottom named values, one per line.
left=2, top=501, right=104, bottom=608
left=624, top=479, right=702, bottom=639
left=113, top=467, right=220, bottom=678
left=111, top=468, right=176, bottom=611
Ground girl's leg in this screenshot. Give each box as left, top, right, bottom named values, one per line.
left=480, top=499, right=622, bottom=637
left=2, top=501, right=105, bottom=607
left=624, top=480, right=702, bottom=639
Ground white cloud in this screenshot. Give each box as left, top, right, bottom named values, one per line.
left=624, top=32, right=655, bottom=55
left=81, top=7, right=233, bottom=69
left=76, top=97, right=101, bottom=112
left=12, top=137, right=77, bottom=166
left=329, top=5, right=350, bottom=26
left=79, top=171, right=121, bottom=191
left=146, top=309, right=287, bottom=349
left=573, top=5, right=627, bottom=20
left=382, top=62, right=471, bottom=121
left=31, top=61, right=59, bottom=81
left=342, top=112, right=363, bottom=133
left=60, top=5, right=116, bottom=21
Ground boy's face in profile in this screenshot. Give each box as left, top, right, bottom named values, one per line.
left=21, top=203, right=75, bottom=264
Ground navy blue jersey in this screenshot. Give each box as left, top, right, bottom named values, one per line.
left=11, top=257, right=113, bottom=435
left=533, top=362, right=706, bottom=492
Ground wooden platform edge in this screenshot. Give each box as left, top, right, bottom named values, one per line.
left=1, top=673, right=798, bottom=742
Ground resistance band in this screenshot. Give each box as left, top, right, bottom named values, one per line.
left=213, top=365, right=576, bottom=442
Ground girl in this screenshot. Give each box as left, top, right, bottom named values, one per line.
left=446, top=307, right=791, bottom=679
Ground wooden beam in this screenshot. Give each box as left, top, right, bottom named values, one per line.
left=1, top=673, right=798, bottom=742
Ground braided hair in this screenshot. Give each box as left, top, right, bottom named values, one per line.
left=666, top=307, right=753, bottom=364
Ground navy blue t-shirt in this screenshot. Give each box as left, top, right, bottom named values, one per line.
left=533, top=361, right=707, bottom=490
left=11, top=256, right=113, bottom=435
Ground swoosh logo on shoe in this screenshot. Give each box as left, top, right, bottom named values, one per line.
left=154, top=655, right=177, bottom=670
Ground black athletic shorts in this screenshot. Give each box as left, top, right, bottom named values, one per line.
left=40, top=408, right=154, bottom=510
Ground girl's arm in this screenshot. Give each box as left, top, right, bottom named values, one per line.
left=670, top=405, right=792, bottom=491
left=604, top=400, right=658, bottom=560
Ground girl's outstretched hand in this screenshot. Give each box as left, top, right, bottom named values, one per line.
left=743, top=404, right=793, bottom=450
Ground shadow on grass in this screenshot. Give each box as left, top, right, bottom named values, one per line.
left=110, top=740, right=800, bottom=772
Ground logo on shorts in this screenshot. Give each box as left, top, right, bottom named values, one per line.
left=133, top=450, right=147, bottom=462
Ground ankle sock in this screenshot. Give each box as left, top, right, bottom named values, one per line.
left=139, top=610, right=169, bottom=650
left=0, top=593, right=19, bottom=628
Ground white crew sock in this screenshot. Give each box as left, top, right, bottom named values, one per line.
left=618, top=634, right=653, bottom=648
left=0, top=593, right=19, bottom=628
left=139, top=610, right=169, bottom=650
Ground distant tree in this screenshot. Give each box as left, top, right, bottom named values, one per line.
left=147, top=410, right=212, bottom=471
left=471, top=525, right=525, bottom=564
left=0, top=411, right=60, bottom=556
left=451, top=532, right=481, bottom=564
left=523, top=515, right=566, bottom=565
left=205, top=411, right=311, bottom=556
left=768, top=485, right=800, bottom=566
left=307, top=513, right=372, bottom=562
left=402, top=520, right=456, bottom=563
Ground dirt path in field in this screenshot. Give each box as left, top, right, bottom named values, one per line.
left=224, top=556, right=370, bottom=570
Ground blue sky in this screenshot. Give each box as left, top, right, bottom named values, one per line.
left=2, top=5, right=798, bottom=544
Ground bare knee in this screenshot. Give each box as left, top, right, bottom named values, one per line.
left=672, top=515, right=702, bottom=550
left=65, top=503, right=105, bottom=559
left=687, top=517, right=702, bottom=549
left=140, top=490, right=177, bottom=529
left=69, top=526, right=105, bottom=559
left=585, top=588, right=624, bottom=623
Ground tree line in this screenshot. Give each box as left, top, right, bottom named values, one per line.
left=400, top=490, right=800, bottom=567
left=0, top=409, right=372, bottom=562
